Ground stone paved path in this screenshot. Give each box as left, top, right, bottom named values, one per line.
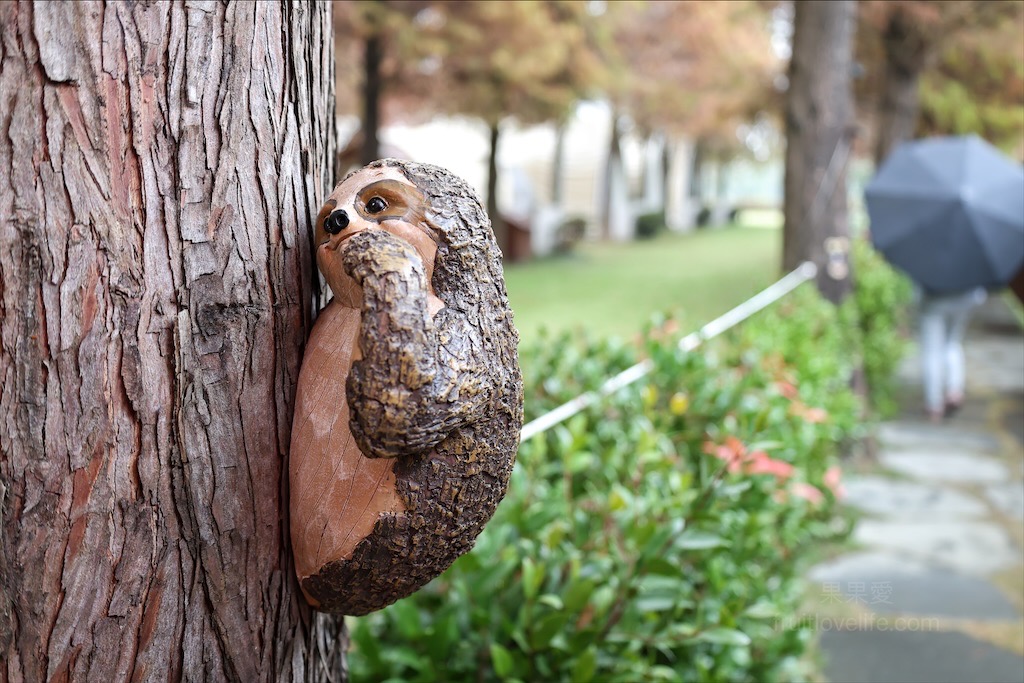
left=810, top=297, right=1024, bottom=683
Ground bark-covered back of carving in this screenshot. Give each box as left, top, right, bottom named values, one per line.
left=302, top=159, right=523, bottom=615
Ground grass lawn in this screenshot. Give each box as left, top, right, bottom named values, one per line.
left=505, top=225, right=783, bottom=345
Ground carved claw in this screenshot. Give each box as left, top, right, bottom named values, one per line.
left=341, top=228, right=425, bottom=287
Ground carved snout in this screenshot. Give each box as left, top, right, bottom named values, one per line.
left=324, top=209, right=350, bottom=234
left=321, top=208, right=372, bottom=253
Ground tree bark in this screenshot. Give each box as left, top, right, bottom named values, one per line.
left=360, top=31, right=382, bottom=166
left=486, top=121, right=507, bottom=256
left=0, top=2, right=346, bottom=681
left=873, top=6, right=932, bottom=165
left=783, top=0, right=856, bottom=303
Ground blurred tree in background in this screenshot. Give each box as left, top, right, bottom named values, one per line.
left=601, top=0, right=778, bottom=236
left=332, top=0, right=781, bottom=247
left=404, top=1, right=605, bottom=251
left=329, top=0, right=1021, bottom=258
left=855, top=0, right=1024, bottom=163
left=333, top=0, right=605, bottom=252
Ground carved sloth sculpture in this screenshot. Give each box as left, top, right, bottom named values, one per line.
left=290, top=159, right=524, bottom=616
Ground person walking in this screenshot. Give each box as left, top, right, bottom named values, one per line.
left=917, top=286, right=987, bottom=423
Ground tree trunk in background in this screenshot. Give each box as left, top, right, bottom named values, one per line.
left=873, top=6, right=932, bottom=166
left=487, top=121, right=507, bottom=255
left=690, top=137, right=709, bottom=228
left=689, top=137, right=705, bottom=201
left=551, top=121, right=566, bottom=206
left=783, top=0, right=856, bottom=304
left=600, top=109, right=622, bottom=239
left=0, top=2, right=346, bottom=681
left=360, top=31, right=382, bottom=165
left=661, top=138, right=672, bottom=213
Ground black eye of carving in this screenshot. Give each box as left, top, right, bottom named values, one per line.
left=324, top=210, right=349, bottom=234
left=366, top=196, right=387, bottom=214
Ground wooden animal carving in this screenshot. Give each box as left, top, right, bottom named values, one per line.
left=289, top=159, right=524, bottom=615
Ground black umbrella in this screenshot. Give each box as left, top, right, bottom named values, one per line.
left=865, top=135, right=1024, bottom=293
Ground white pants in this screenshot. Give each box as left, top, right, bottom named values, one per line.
left=918, top=288, right=986, bottom=413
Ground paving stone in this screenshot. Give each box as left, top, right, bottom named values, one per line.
left=808, top=551, right=1020, bottom=620
left=853, top=521, right=1021, bottom=576
left=843, top=477, right=989, bottom=520
left=810, top=551, right=932, bottom=583
left=821, top=629, right=1024, bottom=683
left=1002, top=392, right=1024, bottom=449
left=986, top=482, right=1024, bottom=521
left=876, top=422, right=1001, bottom=454
left=879, top=450, right=1010, bottom=484
left=817, top=311, right=1024, bottom=683
left=965, top=339, right=1024, bottom=393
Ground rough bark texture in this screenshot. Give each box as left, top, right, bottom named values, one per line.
left=783, top=0, right=856, bottom=303
left=0, top=2, right=346, bottom=681
left=291, top=160, right=524, bottom=616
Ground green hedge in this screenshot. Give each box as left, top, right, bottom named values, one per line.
left=635, top=211, right=667, bottom=239
left=348, top=283, right=866, bottom=683
left=848, top=239, right=914, bottom=418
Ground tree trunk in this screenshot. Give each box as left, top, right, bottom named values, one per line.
left=600, top=109, right=622, bottom=240
left=783, top=0, right=856, bottom=303
left=690, top=137, right=708, bottom=228
left=0, top=2, right=346, bottom=681
left=661, top=137, right=672, bottom=213
left=551, top=120, right=566, bottom=206
left=486, top=121, right=507, bottom=256
left=873, top=6, right=931, bottom=165
left=689, top=137, right=705, bottom=200
left=360, top=31, right=382, bottom=166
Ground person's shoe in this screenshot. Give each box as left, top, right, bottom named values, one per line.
left=926, top=408, right=944, bottom=424
left=945, top=394, right=964, bottom=418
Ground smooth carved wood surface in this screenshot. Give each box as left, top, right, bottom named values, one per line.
left=290, top=160, right=524, bottom=616
left=0, top=2, right=346, bottom=682
left=290, top=302, right=404, bottom=585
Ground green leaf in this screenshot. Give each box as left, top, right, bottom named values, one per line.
left=608, top=484, right=633, bottom=511
left=563, top=578, right=596, bottom=613
left=675, top=532, right=726, bottom=550
left=635, top=594, right=678, bottom=612
left=384, top=645, right=427, bottom=672
left=539, top=594, right=565, bottom=611
left=743, top=601, right=780, bottom=620
left=490, top=643, right=514, bottom=678
left=390, top=600, right=423, bottom=640
left=567, top=449, right=596, bottom=473
left=521, top=557, right=542, bottom=600
left=529, top=612, right=570, bottom=650
left=648, top=665, right=680, bottom=681
left=634, top=575, right=692, bottom=613
left=571, top=647, right=598, bottom=683
left=692, top=627, right=751, bottom=647
left=642, top=557, right=681, bottom=576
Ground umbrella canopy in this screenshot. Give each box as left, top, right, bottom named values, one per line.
left=865, top=135, right=1024, bottom=293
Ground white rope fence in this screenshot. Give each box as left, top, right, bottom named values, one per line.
left=519, top=261, right=819, bottom=443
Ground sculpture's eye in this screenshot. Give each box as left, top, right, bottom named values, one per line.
left=366, top=196, right=387, bottom=214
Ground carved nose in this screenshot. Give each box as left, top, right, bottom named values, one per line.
left=324, top=209, right=350, bottom=235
